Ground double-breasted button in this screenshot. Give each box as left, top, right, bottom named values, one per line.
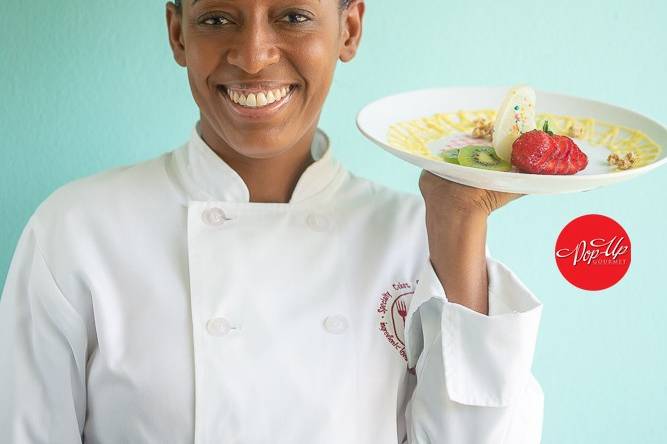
left=323, top=315, right=348, bottom=335
left=306, top=213, right=332, bottom=232
left=206, top=317, right=233, bottom=336
left=202, top=207, right=229, bottom=226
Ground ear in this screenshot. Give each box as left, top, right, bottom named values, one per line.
left=166, top=2, right=187, bottom=67
left=339, top=0, right=365, bottom=63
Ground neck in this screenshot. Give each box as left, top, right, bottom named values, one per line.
left=198, top=119, right=317, bottom=203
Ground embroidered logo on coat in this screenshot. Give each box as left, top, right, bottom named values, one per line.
left=377, top=281, right=415, bottom=363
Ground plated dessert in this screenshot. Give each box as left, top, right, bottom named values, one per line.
left=436, top=85, right=640, bottom=176
left=356, top=86, right=667, bottom=193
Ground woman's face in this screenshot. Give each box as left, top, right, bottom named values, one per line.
left=166, top=0, right=364, bottom=159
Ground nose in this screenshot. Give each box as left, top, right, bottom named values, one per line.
left=226, top=20, right=280, bottom=74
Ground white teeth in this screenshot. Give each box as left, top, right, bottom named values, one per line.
left=226, top=86, right=292, bottom=108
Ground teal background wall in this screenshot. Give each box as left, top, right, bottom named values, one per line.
left=1, top=0, right=666, bottom=442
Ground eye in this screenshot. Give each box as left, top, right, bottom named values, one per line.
left=280, top=12, right=311, bottom=24
left=200, top=15, right=232, bottom=26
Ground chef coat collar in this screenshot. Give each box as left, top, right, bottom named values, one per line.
left=174, top=121, right=342, bottom=204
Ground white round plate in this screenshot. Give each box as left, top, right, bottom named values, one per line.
left=356, top=86, right=667, bottom=194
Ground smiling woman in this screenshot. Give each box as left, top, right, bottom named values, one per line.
left=0, top=1, right=545, bottom=443
left=165, top=0, right=362, bottom=202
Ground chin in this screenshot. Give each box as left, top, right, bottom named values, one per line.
left=226, top=131, right=296, bottom=159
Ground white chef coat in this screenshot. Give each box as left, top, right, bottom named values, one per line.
left=0, top=123, right=544, bottom=444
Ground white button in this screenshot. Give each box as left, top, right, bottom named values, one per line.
left=206, top=317, right=233, bottom=336
left=202, top=207, right=229, bottom=226
left=323, top=315, right=348, bottom=335
left=306, top=213, right=332, bottom=232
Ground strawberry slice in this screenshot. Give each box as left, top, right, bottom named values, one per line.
left=553, top=136, right=573, bottom=174
left=511, top=122, right=588, bottom=175
left=511, top=130, right=552, bottom=173
left=555, top=135, right=588, bottom=174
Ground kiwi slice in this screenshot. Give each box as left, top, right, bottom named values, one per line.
left=458, top=145, right=511, bottom=172
left=440, top=148, right=460, bottom=164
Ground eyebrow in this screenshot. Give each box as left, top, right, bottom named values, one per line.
left=192, top=0, right=321, bottom=5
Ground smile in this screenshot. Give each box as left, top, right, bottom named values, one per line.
left=222, top=85, right=296, bottom=109
left=218, top=85, right=298, bottom=120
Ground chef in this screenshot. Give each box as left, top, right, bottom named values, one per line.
left=0, top=0, right=544, bottom=443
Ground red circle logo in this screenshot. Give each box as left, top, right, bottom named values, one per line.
left=554, top=214, right=631, bottom=291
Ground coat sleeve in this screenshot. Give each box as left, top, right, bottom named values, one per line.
left=0, top=221, right=87, bottom=443
left=402, top=247, right=544, bottom=444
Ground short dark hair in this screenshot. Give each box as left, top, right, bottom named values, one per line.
left=173, top=0, right=351, bottom=10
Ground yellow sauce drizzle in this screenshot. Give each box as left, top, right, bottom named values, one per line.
left=387, top=110, right=662, bottom=169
